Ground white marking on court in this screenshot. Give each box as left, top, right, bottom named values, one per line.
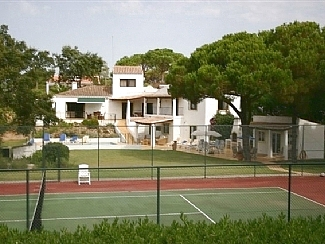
left=0, top=212, right=201, bottom=223
left=0, top=219, right=26, bottom=223
left=0, top=190, right=284, bottom=202
left=180, top=194, right=215, bottom=224
left=278, top=187, right=325, bottom=208
left=179, top=191, right=283, bottom=197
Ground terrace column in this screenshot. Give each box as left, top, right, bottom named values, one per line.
left=283, top=130, right=289, bottom=160
left=126, top=100, right=131, bottom=125
left=156, top=98, right=160, bottom=115
left=151, top=124, right=156, bottom=147
left=267, top=130, right=272, bottom=158
left=172, top=98, right=176, bottom=117
left=135, top=124, right=139, bottom=144
left=143, top=98, right=147, bottom=116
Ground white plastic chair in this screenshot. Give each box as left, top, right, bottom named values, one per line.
left=78, top=164, right=91, bottom=185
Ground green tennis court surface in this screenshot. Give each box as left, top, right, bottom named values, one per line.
left=2, top=187, right=325, bottom=231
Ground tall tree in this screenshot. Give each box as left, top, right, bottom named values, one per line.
left=0, top=25, right=56, bottom=135
left=116, top=49, right=184, bottom=85
left=166, top=32, right=293, bottom=160
left=144, top=48, right=184, bottom=84
left=55, top=46, right=104, bottom=87
left=260, top=21, right=325, bottom=119
left=260, top=21, right=325, bottom=161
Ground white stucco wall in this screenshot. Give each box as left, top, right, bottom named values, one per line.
left=54, top=97, right=77, bottom=119
left=53, top=96, right=109, bottom=120
left=112, top=73, right=144, bottom=96
left=298, top=119, right=324, bottom=159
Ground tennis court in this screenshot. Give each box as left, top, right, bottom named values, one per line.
left=2, top=184, right=325, bottom=231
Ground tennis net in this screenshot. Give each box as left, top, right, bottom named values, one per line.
left=29, top=170, right=46, bottom=231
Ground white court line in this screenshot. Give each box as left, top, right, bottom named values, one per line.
left=180, top=194, right=216, bottom=224
left=179, top=191, right=283, bottom=197
left=0, top=212, right=201, bottom=223
left=0, top=190, right=284, bottom=202
left=0, top=219, right=26, bottom=223
left=278, top=187, right=325, bottom=208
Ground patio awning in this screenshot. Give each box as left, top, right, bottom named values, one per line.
left=131, top=116, right=173, bottom=125
left=77, top=98, right=105, bottom=103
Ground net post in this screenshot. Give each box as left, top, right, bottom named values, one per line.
left=156, top=167, right=160, bottom=225
left=287, top=164, right=292, bottom=222
left=26, top=169, right=30, bottom=231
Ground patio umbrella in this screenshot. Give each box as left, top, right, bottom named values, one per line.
left=191, top=130, right=222, bottom=137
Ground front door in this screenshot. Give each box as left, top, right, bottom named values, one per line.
left=272, top=132, right=281, bottom=154
left=122, top=102, right=133, bottom=119
left=147, top=103, right=153, bottom=114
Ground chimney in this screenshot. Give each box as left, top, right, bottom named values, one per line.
left=72, top=81, right=78, bottom=90
left=46, top=81, right=49, bottom=94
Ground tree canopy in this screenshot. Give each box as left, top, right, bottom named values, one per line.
left=116, top=48, right=184, bottom=85
left=166, top=21, right=325, bottom=160
left=259, top=21, right=325, bottom=122
left=167, top=31, right=293, bottom=124
left=0, top=25, right=56, bottom=134
left=55, top=46, right=104, bottom=88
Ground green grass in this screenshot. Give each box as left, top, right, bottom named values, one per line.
left=0, top=149, right=278, bottom=181
left=279, top=159, right=325, bottom=174
left=1, top=139, right=26, bottom=147
left=69, top=149, right=258, bottom=167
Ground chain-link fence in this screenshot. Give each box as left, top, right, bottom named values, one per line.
left=1, top=162, right=325, bottom=231
left=1, top=123, right=324, bottom=230
left=1, top=123, right=324, bottom=168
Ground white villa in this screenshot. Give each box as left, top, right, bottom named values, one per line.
left=52, top=65, right=324, bottom=160
left=52, top=66, right=239, bottom=147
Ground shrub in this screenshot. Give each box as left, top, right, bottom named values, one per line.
left=81, top=119, right=99, bottom=129
left=2, top=215, right=325, bottom=243
left=31, top=142, right=70, bottom=168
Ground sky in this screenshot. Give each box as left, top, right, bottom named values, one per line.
left=1, top=0, right=325, bottom=69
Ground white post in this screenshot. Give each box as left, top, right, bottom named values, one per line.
left=156, top=98, right=160, bottom=115
left=126, top=100, right=130, bottom=125
left=172, top=99, right=176, bottom=117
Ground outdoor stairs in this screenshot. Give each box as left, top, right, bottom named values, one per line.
left=116, top=120, right=135, bottom=144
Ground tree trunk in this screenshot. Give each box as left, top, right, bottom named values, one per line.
left=239, top=96, right=252, bottom=161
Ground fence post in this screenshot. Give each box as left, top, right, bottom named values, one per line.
left=287, top=164, right=292, bottom=222
left=97, top=125, right=100, bottom=181
left=151, top=128, right=154, bottom=179
left=26, top=169, right=30, bottom=230
left=156, top=167, right=160, bottom=225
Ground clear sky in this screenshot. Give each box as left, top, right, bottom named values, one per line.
left=1, top=0, right=325, bottom=68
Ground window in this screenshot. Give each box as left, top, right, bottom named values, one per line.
left=66, top=102, right=84, bottom=118
left=218, top=99, right=228, bottom=110
left=258, top=131, right=265, bottom=142
left=163, top=123, right=169, bottom=134
left=189, top=101, right=197, bottom=110
left=190, top=126, right=197, bottom=139
left=120, top=79, right=136, bottom=87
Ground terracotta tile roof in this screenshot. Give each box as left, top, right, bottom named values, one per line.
left=55, top=85, right=112, bottom=97
left=113, top=65, right=143, bottom=74
left=49, top=75, right=96, bottom=85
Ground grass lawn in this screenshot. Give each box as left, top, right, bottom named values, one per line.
left=279, top=159, right=325, bottom=174
left=1, top=139, right=26, bottom=147
left=0, top=149, right=278, bottom=181
left=68, top=149, right=259, bottom=167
